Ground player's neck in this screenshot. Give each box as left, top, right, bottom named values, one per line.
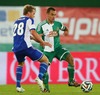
left=47, top=19, right=54, bottom=24
left=24, top=14, right=31, bottom=18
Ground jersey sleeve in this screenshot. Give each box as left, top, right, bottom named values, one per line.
left=27, top=18, right=36, bottom=31
left=36, top=23, right=43, bottom=34
left=59, top=22, right=66, bottom=31
left=59, top=22, right=64, bottom=29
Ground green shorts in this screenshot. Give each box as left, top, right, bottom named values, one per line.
left=44, top=46, right=70, bottom=62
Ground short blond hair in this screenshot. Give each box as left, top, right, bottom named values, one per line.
left=23, top=4, right=36, bottom=15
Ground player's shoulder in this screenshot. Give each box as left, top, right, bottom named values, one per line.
left=15, top=16, right=33, bottom=22
left=37, top=20, right=47, bottom=27
left=25, top=17, right=34, bottom=22
left=54, top=20, right=62, bottom=24
left=20, top=16, right=34, bottom=22
left=24, top=16, right=34, bottom=24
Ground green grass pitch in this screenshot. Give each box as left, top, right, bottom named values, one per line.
left=0, top=84, right=100, bottom=95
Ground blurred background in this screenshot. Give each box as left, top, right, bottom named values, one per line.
left=0, top=0, right=100, bottom=85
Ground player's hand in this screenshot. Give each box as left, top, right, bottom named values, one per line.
left=63, top=31, right=68, bottom=36
left=40, top=41, right=52, bottom=48
left=63, top=27, right=69, bottom=36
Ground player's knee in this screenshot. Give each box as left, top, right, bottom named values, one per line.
left=69, top=57, right=74, bottom=65
left=44, top=72, right=49, bottom=77
left=18, top=62, right=24, bottom=66
left=70, top=57, right=74, bottom=63
left=66, top=54, right=74, bottom=66
left=39, top=55, right=49, bottom=64
left=43, top=55, right=49, bottom=63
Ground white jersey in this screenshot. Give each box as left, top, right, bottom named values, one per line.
left=36, top=20, right=63, bottom=52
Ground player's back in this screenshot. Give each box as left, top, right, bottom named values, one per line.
left=12, top=16, right=32, bottom=52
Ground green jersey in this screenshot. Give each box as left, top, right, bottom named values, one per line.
left=36, top=20, right=64, bottom=52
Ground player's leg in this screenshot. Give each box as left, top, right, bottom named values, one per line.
left=14, top=51, right=25, bottom=92
left=43, top=72, right=50, bottom=92
left=65, top=53, right=80, bottom=87
left=35, top=55, right=50, bottom=92
left=16, top=62, right=25, bottom=92
left=38, top=55, right=50, bottom=80
left=42, top=52, right=54, bottom=92
left=56, top=47, right=80, bottom=87
left=26, top=47, right=50, bottom=91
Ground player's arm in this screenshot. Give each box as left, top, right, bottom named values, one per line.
left=59, top=22, right=69, bottom=36
left=30, top=34, right=43, bottom=42
left=31, top=23, right=44, bottom=42
left=61, top=26, right=69, bottom=36
left=30, top=30, right=52, bottom=47
left=30, top=23, right=46, bottom=44
left=28, top=19, right=51, bottom=47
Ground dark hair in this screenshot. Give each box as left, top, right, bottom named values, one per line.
left=23, top=4, right=36, bottom=15
left=46, top=7, right=55, bottom=13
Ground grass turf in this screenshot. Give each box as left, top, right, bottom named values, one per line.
left=0, top=84, right=99, bottom=95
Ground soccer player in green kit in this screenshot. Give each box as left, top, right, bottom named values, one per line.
left=36, top=7, right=80, bottom=92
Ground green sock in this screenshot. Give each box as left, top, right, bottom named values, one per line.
left=43, top=72, right=50, bottom=90
left=67, top=64, right=74, bottom=82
